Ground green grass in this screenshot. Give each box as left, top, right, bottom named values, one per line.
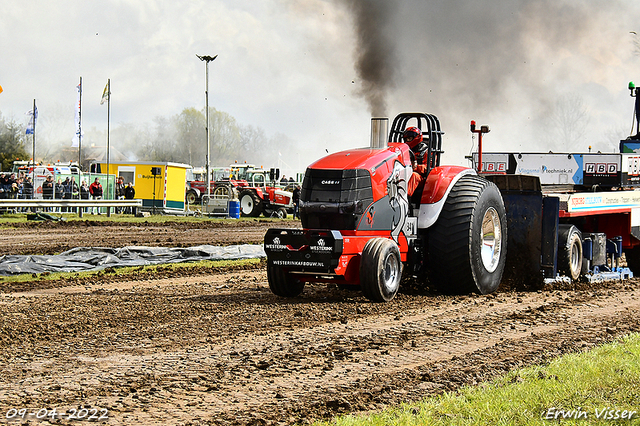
left=317, top=334, right=640, bottom=425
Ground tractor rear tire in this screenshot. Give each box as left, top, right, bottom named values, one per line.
left=267, top=265, right=305, bottom=297
left=427, top=175, right=507, bottom=295
left=239, top=190, right=263, bottom=217
left=558, top=224, right=583, bottom=280
left=213, top=184, right=231, bottom=197
left=360, top=238, right=402, bottom=302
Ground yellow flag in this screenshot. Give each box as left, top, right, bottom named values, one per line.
left=100, top=80, right=109, bottom=105
left=0, top=85, right=3, bottom=94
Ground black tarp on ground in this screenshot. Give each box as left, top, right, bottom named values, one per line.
left=0, top=245, right=266, bottom=275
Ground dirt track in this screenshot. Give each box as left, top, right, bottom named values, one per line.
left=1, top=220, right=640, bottom=425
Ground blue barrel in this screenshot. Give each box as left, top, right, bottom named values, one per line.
left=227, top=200, right=240, bottom=219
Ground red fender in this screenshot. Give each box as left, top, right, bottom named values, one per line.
left=418, top=166, right=477, bottom=229
left=420, top=166, right=474, bottom=204
left=252, top=188, right=264, bottom=200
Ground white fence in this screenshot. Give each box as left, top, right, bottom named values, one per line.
left=0, top=199, right=143, bottom=218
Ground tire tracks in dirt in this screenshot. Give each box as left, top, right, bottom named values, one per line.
left=1, top=272, right=639, bottom=425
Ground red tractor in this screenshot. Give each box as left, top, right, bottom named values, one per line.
left=187, top=164, right=294, bottom=218
left=186, top=167, right=230, bottom=204
left=264, top=113, right=507, bottom=302
left=206, top=165, right=294, bottom=218
left=234, top=168, right=294, bottom=218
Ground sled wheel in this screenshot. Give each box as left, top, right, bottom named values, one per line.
left=360, top=238, right=402, bottom=302
left=186, top=190, right=198, bottom=205
left=239, top=190, right=263, bottom=217
left=624, top=246, right=640, bottom=273
left=558, top=224, right=583, bottom=280
left=428, top=175, right=507, bottom=294
left=267, top=265, right=305, bottom=297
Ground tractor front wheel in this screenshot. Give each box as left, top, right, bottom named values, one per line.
left=360, top=238, right=402, bottom=302
left=267, top=265, right=305, bottom=297
left=427, top=175, right=507, bottom=295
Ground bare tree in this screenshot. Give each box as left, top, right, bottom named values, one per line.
left=175, top=108, right=206, bottom=165
left=237, top=124, right=267, bottom=161
left=209, top=108, right=241, bottom=164
left=143, top=116, right=179, bottom=162
left=542, top=94, right=589, bottom=152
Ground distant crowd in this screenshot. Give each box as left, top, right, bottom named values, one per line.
left=0, top=172, right=136, bottom=214
left=0, top=172, right=32, bottom=200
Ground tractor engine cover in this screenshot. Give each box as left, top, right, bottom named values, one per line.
left=299, top=145, right=412, bottom=233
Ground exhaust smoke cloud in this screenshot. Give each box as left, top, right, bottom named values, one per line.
left=334, top=0, right=639, bottom=158
left=339, top=0, right=396, bottom=117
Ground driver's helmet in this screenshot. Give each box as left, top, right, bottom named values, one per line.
left=402, top=127, right=423, bottom=149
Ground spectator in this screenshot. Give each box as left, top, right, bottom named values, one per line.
left=80, top=180, right=90, bottom=213
left=62, top=177, right=72, bottom=198
left=65, top=177, right=79, bottom=213
left=54, top=178, right=64, bottom=212
left=42, top=175, right=54, bottom=212
left=8, top=174, right=18, bottom=199
left=89, top=177, right=103, bottom=215
left=292, top=185, right=300, bottom=220
left=124, top=182, right=136, bottom=215
left=17, top=178, right=26, bottom=212
left=62, top=177, right=72, bottom=212
left=55, top=178, right=64, bottom=199
left=71, top=178, right=79, bottom=200
left=115, top=176, right=125, bottom=213
left=22, top=177, right=33, bottom=200
left=0, top=173, right=8, bottom=199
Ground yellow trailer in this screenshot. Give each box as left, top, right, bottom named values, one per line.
left=97, top=161, right=190, bottom=214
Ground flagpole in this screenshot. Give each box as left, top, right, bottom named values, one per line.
left=106, top=79, right=110, bottom=199
left=78, top=77, right=82, bottom=169
left=31, top=99, right=36, bottom=187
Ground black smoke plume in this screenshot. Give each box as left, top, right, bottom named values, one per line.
left=340, top=0, right=396, bottom=117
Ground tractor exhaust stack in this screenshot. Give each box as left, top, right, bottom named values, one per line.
left=370, top=117, right=389, bottom=148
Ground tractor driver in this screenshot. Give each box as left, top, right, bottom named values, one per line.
left=403, top=127, right=428, bottom=197
left=402, top=127, right=428, bottom=165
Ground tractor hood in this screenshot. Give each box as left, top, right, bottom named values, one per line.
left=308, top=143, right=409, bottom=172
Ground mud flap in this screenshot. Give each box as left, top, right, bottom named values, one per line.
left=541, top=196, right=559, bottom=278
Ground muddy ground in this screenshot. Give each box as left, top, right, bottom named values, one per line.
left=0, top=219, right=639, bottom=425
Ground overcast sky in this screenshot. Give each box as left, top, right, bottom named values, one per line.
left=1, top=0, right=640, bottom=173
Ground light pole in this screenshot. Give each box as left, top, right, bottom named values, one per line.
left=196, top=54, right=217, bottom=201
